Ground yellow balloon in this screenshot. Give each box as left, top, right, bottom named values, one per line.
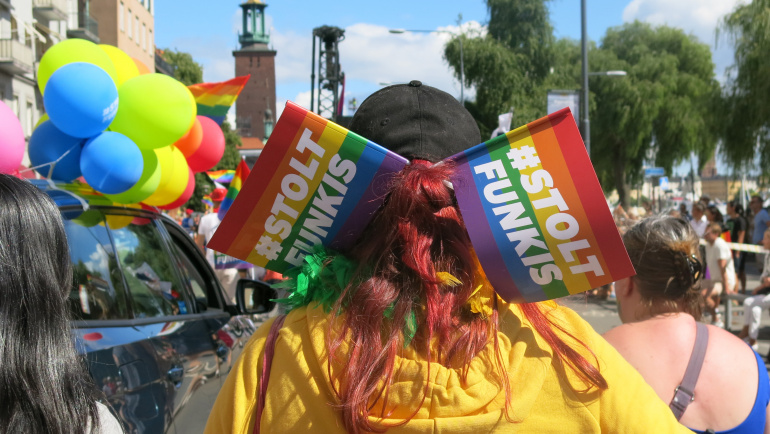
left=38, top=39, right=119, bottom=93
left=143, top=146, right=190, bottom=206
left=104, top=204, right=142, bottom=229
left=99, top=45, right=140, bottom=87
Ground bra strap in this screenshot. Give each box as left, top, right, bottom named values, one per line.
left=670, top=321, right=709, bottom=420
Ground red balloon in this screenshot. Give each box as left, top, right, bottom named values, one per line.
left=158, top=168, right=195, bottom=210
left=187, top=116, right=225, bottom=173
left=174, top=117, right=203, bottom=158
left=131, top=203, right=156, bottom=226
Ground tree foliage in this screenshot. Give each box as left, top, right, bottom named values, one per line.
left=591, top=22, right=720, bottom=206
left=720, top=0, right=770, bottom=176
left=444, top=0, right=554, bottom=136
left=159, top=49, right=203, bottom=86
left=445, top=3, right=720, bottom=207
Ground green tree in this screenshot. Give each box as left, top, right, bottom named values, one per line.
left=159, top=49, right=203, bottom=86
left=591, top=22, right=721, bottom=207
left=444, top=0, right=554, bottom=136
left=720, top=0, right=770, bottom=177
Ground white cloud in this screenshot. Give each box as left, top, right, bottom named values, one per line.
left=622, top=0, right=746, bottom=81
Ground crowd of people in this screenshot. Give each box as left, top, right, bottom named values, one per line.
left=4, top=80, right=770, bottom=432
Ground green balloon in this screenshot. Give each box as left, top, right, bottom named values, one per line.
left=109, top=74, right=196, bottom=150
left=71, top=209, right=104, bottom=228
left=38, top=39, right=119, bottom=93
left=105, top=149, right=162, bottom=204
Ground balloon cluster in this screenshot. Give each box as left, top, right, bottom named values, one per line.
left=22, top=38, right=225, bottom=209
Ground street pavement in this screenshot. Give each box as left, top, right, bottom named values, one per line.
left=559, top=261, right=770, bottom=364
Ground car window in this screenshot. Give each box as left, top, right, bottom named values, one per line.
left=164, top=222, right=223, bottom=311
left=63, top=212, right=130, bottom=320
left=110, top=218, right=189, bottom=318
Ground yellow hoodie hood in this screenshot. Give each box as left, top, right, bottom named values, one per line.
left=205, top=303, right=689, bottom=433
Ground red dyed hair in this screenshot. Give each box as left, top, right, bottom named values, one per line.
left=327, top=160, right=607, bottom=433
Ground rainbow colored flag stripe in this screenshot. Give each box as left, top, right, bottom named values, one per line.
left=188, top=75, right=250, bottom=125
left=218, top=159, right=250, bottom=220
left=208, top=102, right=409, bottom=272
left=449, top=108, right=634, bottom=303
left=206, top=169, right=235, bottom=184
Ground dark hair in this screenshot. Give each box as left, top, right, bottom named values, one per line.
left=706, top=205, right=724, bottom=224
left=328, top=161, right=607, bottom=433
left=622, top=216, right=702, bottom=318
left=728, top=200, right=745, bottom=217
left=0, top=174, right=102, bottom=433
left=692, top=202, right=706, bottom=214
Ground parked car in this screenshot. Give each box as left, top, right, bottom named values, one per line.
left=34, top=180, right=274, bottom=434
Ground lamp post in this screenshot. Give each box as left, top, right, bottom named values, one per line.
left=389, top=28, right=464, bottom=102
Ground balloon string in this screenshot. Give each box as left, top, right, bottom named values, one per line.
left=20, top=142, right=82, bottom=179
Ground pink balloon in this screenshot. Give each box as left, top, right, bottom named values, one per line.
left=158, top=168, right=195, bottom=210
left=0, top=101, right=26, bottom=174
left=187, top=116, right=225, bottom=173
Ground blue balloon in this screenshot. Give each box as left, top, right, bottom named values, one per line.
left=81, top=131, right=144, bottom=194
left=28, top=120, right=84, bottom=181
left=44, top=62, right=119, bottom=139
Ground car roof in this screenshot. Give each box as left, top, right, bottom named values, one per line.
left=30, top=179, right=166, bottom=220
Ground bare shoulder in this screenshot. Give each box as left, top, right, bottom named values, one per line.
left=704, top=324, right=756, bottom=368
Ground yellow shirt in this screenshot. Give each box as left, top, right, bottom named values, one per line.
left=205, top=302, right=690, bottom=433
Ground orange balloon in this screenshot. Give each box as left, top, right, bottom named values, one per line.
left=132, top=57, right=151, bottom=75
left=174, top=117, right=203, bottom=158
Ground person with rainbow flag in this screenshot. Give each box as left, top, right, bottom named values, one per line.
left=204, top=81, right=691, bottom=433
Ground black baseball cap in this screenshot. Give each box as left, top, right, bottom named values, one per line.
left=348, top=80, right=481, bottom=162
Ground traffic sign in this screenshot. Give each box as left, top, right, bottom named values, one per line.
left=644, top=167, right=665, bottom=177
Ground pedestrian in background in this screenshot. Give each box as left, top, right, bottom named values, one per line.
left=605, top=216, right=768, bottom=432
left=205, top=81, right=690, bottom=433
left=702, top=222, right=736, bottom=327
left=738, top=228, right=770, bottom=351
left=691, top=203, right=708, bottom=238
left=749, top=195, right=770, bottom=274
left=727, top=200, right=748, bottom=292
left=197, top=187, right=239, bottom=302
left=0, top=174, right=123, bottom=433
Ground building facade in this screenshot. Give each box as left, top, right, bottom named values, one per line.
left=90, top=0, right=153, bottom=70
left=233, top=0, right=275, bottom=146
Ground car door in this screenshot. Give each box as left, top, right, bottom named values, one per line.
left=159, top=217, right=257, bottom=431
left=107, top=213, right=226, bottom=434
left=64, top=208, right=175, bottom=434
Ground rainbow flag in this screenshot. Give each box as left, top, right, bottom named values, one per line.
left=208, top=102, right=409, bottom=272
left=449, top=108, right=634, bottom=303
left=206, top=169, right=235, bottom=184
left=218, top=159, right=250, bottom=220
left=188, top=75, right=250, bottom=125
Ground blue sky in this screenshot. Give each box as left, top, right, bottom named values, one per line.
left=155, top=0, right=738, bottom=111
left=155, top=0, right=742, bottom=174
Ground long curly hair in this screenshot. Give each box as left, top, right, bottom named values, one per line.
left=326, top=161, right=607, bottom=433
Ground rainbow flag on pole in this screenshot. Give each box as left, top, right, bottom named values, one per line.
left=449, top=108, right=633, bottom=303
left=218, top=159, right=250, bottom=220
left=208, top=102, right=409, bottom=272
left=188, top=75, right=250, bottom=125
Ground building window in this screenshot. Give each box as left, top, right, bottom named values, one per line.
left=12, top=94, right=19, bottom=119
left=25, top=101, right=33, bottom=137
left=135, top=16, right=139, bottom=45
left=148, top=29, right=153, bottom=50
left=141, top=23, right=146, bottom=51
left=119, top=2, right=124, bottom=32
left=127, top=9, right=132, bottom=39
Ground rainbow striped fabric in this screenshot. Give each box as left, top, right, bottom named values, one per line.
left=218, top=159, right=249, bottom=220
left=208, top=102, right=409, bottom=272
left=187, top=75, right=250, bottom=125
left=206, top=169, right=235, bottom=184
left=449, top=108, right=634, bottom=303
